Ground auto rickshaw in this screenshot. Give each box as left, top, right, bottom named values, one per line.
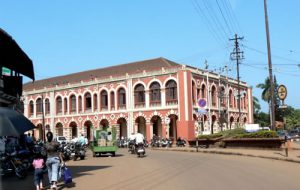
left=91, top=127, right=118, bottom=157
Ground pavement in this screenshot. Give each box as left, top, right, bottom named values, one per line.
left=152, top=141, right=300, bottom=163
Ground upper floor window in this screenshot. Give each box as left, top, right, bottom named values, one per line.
left=45, top=98, right=50, bottom=115
left=201, top=84, right=206, bottom=99
left=134, top=84, right=145, bottom=107
left=211, top=86, right=216, bottom=106
left=29, top=100, right=34, bottom=116
left=64, top=97, right=68, bottom=114
left=165, top=80, right=177, bottom=103
left=110, top=91, right=115, bottom=110
left=36, top=98, right=43, bottom=114
left=118, top=88, right=126, bottom=109
left=84, top=92, right=92, bottom=111
left=56, top=97, right=62, bottom=114
left=101, top=90, right=108, bottom=109
left=150, top=82, right=161, bottom=105
left=93, top=94, right=98, bottom=111
left=70, top=95, right=76, bottom=113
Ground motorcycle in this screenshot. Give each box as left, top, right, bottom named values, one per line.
left=161, top=138, right=173, bottom=148
left=128, top=140, right=136, bottom=154
left=135, top=143, right=145, bottom=157
left=0, top=152, right=27, bottom=179
left=176, top=138, right=186, bottom=147
left=73, top=142, right=86, bottom=161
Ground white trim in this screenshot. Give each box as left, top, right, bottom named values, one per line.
left=184, top=71, right=189, bottom=121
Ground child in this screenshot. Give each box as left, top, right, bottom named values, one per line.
left=32, top=154, right=44, bottom=190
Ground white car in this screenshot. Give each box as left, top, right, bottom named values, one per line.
left=55, top=136, right=67, bottom=144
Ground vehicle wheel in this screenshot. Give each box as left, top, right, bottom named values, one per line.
left=15, top=166, right=27, bottom=179
left=80, top=156, right=85, bottom=160
left=112, top=152, right=116, bottom=157
left=73, top=156, right=77, bottom=161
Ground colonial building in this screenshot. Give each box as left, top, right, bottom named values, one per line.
left=22, top=57, right=253, bottom=142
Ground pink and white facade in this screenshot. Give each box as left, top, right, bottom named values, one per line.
left=22, top=58, right=253, bottom=142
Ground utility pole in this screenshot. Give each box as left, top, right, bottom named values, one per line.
left=230, top=34, right=244, bottom=126
left=264, top=0, right=276, bottom=131
left=41, top=93, right=46, bottom=142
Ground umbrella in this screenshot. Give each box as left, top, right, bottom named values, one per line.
left=0, top=28, right=34, bottom=80
left=0, top=107, right=35, bottom=136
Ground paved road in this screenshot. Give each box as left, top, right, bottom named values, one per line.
left=1, top=148, right=300, bottom=190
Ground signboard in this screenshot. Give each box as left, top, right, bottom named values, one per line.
left=2, top=67, right=10, bottom=76
left=197, top=108, right=207, bottom=115
left=277, top=85, right=287, bottom=100
left=198, top=98, right=206, bottom=108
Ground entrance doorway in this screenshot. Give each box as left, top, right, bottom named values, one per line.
left=135, top=116, right=146, bottom=137
left=117, top=118, right=127, bottom=138
left=151, top=116, right=162, bottom=138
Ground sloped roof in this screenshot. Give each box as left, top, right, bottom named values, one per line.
left=23, top=57, right=181, bottom=91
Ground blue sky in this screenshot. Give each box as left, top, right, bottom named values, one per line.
left=1, top=0, right=299, bottom=112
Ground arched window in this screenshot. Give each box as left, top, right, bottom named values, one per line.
left=100, top=90, right=108, bottom=110
left=118, top=88, right=126, bottom=109
left=150, top=82, right=161, bottom=106
left=134, top=84, right=145, bottom=107
left=229, top=90, right=233, bottom=108
left=110, top=91, right=115, bottom=110
left=36, top=98, right=43, bottom=115
left=78, top=96, right=82, bottom=113
left=45, top=98, right=50, bottom=115
left=201, top=84, right=206, bottom=99
left=64, top=97, right=68, bottom=114
left=93, top=94, right=98, bottom=111
left=211, top=86, right=216, bottom=107
left=29, top=100, right=34, bottom=116
left=192, top=81, right=196, bottom=104
left=165, top=80, right=177, bottom=105
left=70, top=95, right=76, bottom=113
left=85, top=92, right=92, bottom=111
left=220, top=86, right=226, bottom=107
left=56, top=97, right=62, bottom=114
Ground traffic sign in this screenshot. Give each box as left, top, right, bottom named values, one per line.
left=277, top=85, right=287, bottom=100
left=198, top=98, right=207, bottom=108
left=197, top=108, right=207, bottom=115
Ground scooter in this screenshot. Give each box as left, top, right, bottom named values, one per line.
left=0, top=152, right=27, bottom=179
left=135, top=143, right=145, bottom=158
left=73, top=142, right=86, bottom=161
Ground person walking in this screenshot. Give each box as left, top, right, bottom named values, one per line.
left=32, top=153, right=45, bottom=190
left=45, top=132, right=63, bottom=189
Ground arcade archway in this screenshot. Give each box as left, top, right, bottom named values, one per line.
left=56, top=122, right=64, bottom=136
left=135, top=116, right=146, bottom=137
left=100, top=119, right=109, bottom=130
left=69, top=121, right=78, bottom=138
left=84, top=120, right=93, bottom=142
left=151, top=116, right=162, bottom=138
left=117, top=118, right=127, bottom=138
left=168, top=114, right=178, bottom=140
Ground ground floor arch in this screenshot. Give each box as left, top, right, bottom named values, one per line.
left=135, top=116, right=146, bottom=137
left=117, top=118, right=127, bottom=138
left=70, top=121, right=78, bottom=138
left=151, top=115, right=162, bottom=138
left=100, top=119, right=109, bottom=130
left=84, top=120, right=93, bottom=142
left=168, top=114, right=178, bottom=140
left=211, top=115, right=217, bottom=134
left=35, top=124, right=43, bottom=141
left=56, top=122, right=64, bottom=136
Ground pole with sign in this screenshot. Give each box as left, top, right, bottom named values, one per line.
left=277, top=84, right=287, bottom=130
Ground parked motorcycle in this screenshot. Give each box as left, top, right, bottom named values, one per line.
left=161, top=138, right=173, bottom=147
left=0, top=152, right=27, bottom=179
left=128, top=140, right=136, bottom=154
left=176, top=138, right=186, bottom=147
left=73, top=142, right=86, bottom=161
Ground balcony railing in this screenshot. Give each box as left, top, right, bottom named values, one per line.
left=166, top=99, right=178, bottom=106
left=150, top=101, right=161, bottom=107
left=118, top=105, right=126, bottom=110
left=135, top=102, right=145, bottom=108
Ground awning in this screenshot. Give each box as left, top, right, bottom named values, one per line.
left=0, top=28, right=34, bottom=80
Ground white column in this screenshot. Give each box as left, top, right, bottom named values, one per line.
left=145, top=90, right=150, bottom=108
left=161, top=88, right=166, bottom=107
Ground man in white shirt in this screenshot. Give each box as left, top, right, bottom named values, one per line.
left=134, top=133, right=144, bottom=145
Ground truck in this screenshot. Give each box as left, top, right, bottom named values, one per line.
left=91, top=127, right=118, bottom=157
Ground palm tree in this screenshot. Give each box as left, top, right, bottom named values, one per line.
left=256, top=77, right=271, bottom=103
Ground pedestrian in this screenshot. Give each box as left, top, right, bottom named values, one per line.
left=32, top=153, right=45, bottom=190
left=45, top=132, right=64, bottom=189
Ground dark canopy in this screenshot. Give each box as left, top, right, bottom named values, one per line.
left=0, top=28, right=34, bottom=80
